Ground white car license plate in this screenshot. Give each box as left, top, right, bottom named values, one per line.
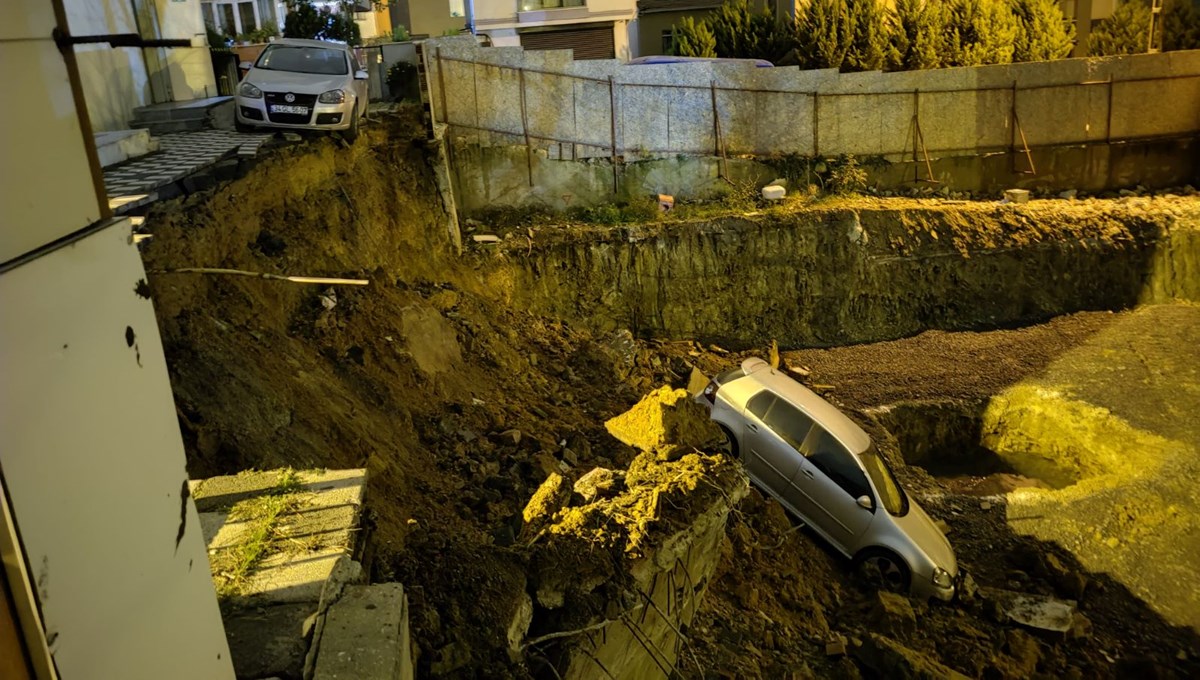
left=270, top=105, right=309, bottom=115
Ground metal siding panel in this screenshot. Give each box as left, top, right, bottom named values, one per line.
left=0, top=220, right=234, bottom=679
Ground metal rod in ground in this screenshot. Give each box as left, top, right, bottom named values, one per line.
left=608, top=75, right=618, bottom=195
left=148, top=268, right=369, bottom=286
left=519, top=67, right=534, bottom=187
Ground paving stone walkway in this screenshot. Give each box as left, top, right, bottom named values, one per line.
left=103, top=129, right=274, bottom=213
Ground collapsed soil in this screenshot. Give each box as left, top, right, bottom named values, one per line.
left=141, top=110, right=1200, bottom=679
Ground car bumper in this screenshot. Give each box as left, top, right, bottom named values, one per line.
left=235, top=95, right=355, bottom=131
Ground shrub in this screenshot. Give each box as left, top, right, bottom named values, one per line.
left=708, top=0, right=792, bottom=61
left=1088, top=0, right=1151, bottom=55
left=386, top=61, right=418, bottom=101
left=673, top=16, right=718, bottom=57
left=887, top=0, right=954, bottom=70
left=827, top=154, right=868, bottom=194
left=947, top=0, right=1020, bottom=65
left=1164, top=0, right=1200, bottom=51
left=392, top=25, right=410, bottom=43
left=845, top=0, right=890, bottom=71
left=1012, top=0, right=1075, bottom=61
left=795, top=0, right=855, bottom=69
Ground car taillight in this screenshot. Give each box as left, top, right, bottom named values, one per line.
left=702, top=380, right=717, bottom=404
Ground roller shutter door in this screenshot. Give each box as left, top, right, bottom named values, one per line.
left=520, top=24, right=615, bottom=60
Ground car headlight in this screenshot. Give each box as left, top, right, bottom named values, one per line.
left=932, top=567, right=953, bottom=589
left=318, top=89, right=346, bottom=104
left=238, top=81, right=262, bottom=99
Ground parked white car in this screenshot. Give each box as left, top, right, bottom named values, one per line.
left=235, top=38, right=368, bottom=141
left=698, top=358, right=962, bottom=601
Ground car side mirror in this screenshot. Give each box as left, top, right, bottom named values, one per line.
left=354, top=69, right=369, bottom=80
left=239, top=61, right=252, bottom=70
left=856, top=495, right=873, bottom=510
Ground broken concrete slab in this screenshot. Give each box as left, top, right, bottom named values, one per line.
left=871, top=590, right=917, bottom=637
left=980, top=587, right=1076, bottom=634
left=313, top=583, right=413, bottom=680
left=573, top=467, right=623, bottom=502
left=224, top=602, right=314, bottom=679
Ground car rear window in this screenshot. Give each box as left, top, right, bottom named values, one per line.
left=256, top=45, right=348, bottom=76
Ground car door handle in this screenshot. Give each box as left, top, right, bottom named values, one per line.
left=801, top=467, right=814, bottom=478
left=747, top=423, right=758, bottom=432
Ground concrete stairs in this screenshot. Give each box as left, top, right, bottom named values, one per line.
left=94, top=129, right=159, bottom=168
left=130, top=96, right=235, bottom=135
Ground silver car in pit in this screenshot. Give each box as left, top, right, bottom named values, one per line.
left=698, top=358, right=960, bottom=601
left=235, top=38, right=368, bottom=140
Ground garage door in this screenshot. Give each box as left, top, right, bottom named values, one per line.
left=520, top=24, right=615, bottom=60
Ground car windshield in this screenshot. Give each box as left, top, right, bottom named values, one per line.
left=256, top=45, right=347, bottom=75
left=859, top=444, right=908, bottom=516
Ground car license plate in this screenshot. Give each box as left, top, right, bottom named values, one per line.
left=270, top=105, right=309, bottom=115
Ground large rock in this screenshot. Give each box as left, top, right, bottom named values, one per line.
left=604, top=386, right=724, bottom=460
left=871, top=590, right=917, bottom=638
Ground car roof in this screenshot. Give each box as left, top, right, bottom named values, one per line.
left=736, top=357, right=872, bottom=454
left=270, top=38, right=351, bottom=51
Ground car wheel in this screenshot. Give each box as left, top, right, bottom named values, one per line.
left=235, top=119, right=255, bottom=133
left=716, top=425, right=739, bottom=459
left=341, top=110, right=360, bottom=143
left=854, top=547, right=911, bottom=593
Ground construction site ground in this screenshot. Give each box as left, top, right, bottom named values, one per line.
left=140, top=109, right=1200, bottom=679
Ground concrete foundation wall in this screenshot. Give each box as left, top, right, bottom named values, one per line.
left=425, top=37, right=1200, bottom=211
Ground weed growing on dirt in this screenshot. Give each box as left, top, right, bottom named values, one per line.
left=827, top=154, right=869, bottom=194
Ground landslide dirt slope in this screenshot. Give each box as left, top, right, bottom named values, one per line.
left=143, top=111, right=1200, bottom=679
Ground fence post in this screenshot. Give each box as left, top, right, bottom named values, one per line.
left=519, top=68, right=534, bottom=187
left=609, top=75, right=618, bottom=195
left=1106, top=75, right=1114, bottom=143
left=435, top=47, right=448, bottom=126
left=811, top=92, right=820, bottom=157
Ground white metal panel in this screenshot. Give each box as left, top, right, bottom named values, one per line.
left=0, top=0, right=56, bottom=41
left=0, top=221, right=234, bottom=680
left=0, top=39, right=101, bottom=263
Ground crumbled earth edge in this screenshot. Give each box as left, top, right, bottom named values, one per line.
left=142, top=109, right=1200, bottom=678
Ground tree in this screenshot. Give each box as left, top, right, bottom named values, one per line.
left=672, top=16, right=717, bottom=57
left=1013, top=0, right=1075, bottom=61
left=795, top=0, right=855, bottom=69
left=1163, top=0, right=1200, bottom=51
left=283, top=0, right=362, bottom=46
left=887, top=0, right=954, bottom=70
left=947, top=0, right=1020, bottom=65
left=845, top=0, right=890, bottom=71
left=707, top=0, right=792, bottom=61
left=1088, top=0, right=1151, bottom=55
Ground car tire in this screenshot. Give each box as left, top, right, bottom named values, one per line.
left=854, top=547, right=911, bottom=593
left=716, top=425, right=739, bottom=459
left=341, top=109, right=360, bottom=143
left=235, top=119, right=255, bottom=133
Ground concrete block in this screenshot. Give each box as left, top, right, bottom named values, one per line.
left=762, top=185, right=786, bottom=200
left=313, top=584, right=412, bottom=680
left=1004, top=189, right=1030, bottom=203
left=224, top=602, right=314, bottom=679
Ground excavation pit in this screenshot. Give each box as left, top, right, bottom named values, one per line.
left=871, top=400, right=1055, bottom=496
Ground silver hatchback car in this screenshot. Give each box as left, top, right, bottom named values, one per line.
left=235, top=39, right=368, bottom=140
left=699, top=358, right=960, bottom=601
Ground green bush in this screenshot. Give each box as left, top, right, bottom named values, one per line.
left=887, top=0, right=954, bottom=70
left=709, top=0, right=792, bottom=61
left=795, top=0, right=854, bottom=69
left=845, top=0, right=890, bottom=71
left=673, top=15, right=718, bottom=57
left=385, top=61, right=418, bottom=101
left=1164, top=0, right=1200, bottom=51
left=1088, top=0, right=1151, bottom=55
left=238, top=21, right=280, bottom=44
left=827, top=154, right=868, bottom=194
left=947, top=0, right=1020, bottom=65
left=393, top=25, right=410, bottom=43
left=1012, top=0, right=1075, bottom=61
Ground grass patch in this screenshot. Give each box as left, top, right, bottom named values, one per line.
left=210, top=469, right=308, bottom=598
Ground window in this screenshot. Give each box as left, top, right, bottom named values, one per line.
left=859, top=444, right=908, bottom=516
left=256, top=45, right=349, bottom=75
left=449, top=0, right=466, bottom=17
left=802, top=428, right=871, bottom=501
left=747, top=392, right=815, bottom=451
left=204, top=0, right=262, bottom=36
left=661, top=30, right=673, bottom=54
left=238, top=1, right=257, bottom=33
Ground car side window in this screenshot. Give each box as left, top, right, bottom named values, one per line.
left=803, top=428, right=871, bottom=500
left=761, top=399, right=815, bottom=451
left=746, top=391, right=775, bottom=421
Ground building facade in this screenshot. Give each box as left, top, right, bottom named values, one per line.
left=469, top=0, right=638, bottom=60
left=390, top=0, right=470, bottom=38
left=637, top=0, right=798, bottom=57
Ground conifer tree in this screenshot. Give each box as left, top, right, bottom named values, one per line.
left=795, top=0, right=856, bottom=69
left=888, top=0, right=954, bottom=70
left=845, top=0, right=890, bottom=71
left=1088, top=0, right=1151, bottom=55
left=672, top=15, right=718, bottom=57
left=948, top=0, right=1020, bottom=65
left=1013, top=0, right=1076, bottom=61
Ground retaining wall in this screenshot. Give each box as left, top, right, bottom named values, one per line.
left=424, top=37, right=1200, bottom=212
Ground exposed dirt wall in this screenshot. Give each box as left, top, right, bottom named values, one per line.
left=469, top=198, right=1200, bottom=348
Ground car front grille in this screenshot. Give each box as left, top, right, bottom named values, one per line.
left=264, top=91, right=317, bottom=124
